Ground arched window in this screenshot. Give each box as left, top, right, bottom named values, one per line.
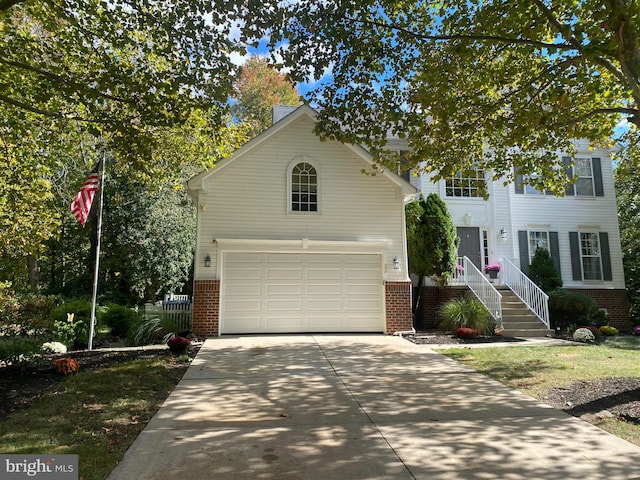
left=291, top=162, right=318, bottom=212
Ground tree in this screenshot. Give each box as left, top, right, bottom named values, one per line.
left=239, top=1, right=639, bottom=191
left=231, top=56, right=301, bottom=137
left=616, top=158, right=640, bottom=322
left=422, top=194, right=459, bottom=286
left=528, top=248, right=563, bottom=293
left=406, top=193, right=458, bottom=292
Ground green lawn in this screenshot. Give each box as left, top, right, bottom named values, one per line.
left=0, top=357, right=189, bottom=480
left=439, top=336, right=640, bottom=445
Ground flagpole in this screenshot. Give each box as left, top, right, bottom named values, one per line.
left=88, top=153, right=106, bottom=351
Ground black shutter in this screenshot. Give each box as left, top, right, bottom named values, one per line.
left=569, top=232, right=582, bottom=281
left=514, top=167, right=524, bottom=194
left=592, top=158, right=604, bottom=196
left=518, top=230, right=529, bottom=274
left=600, top=232, right=612, bottom=281
left=563, top=156, right=574, bottom=196
left=549, top=231, right=561, bottom=277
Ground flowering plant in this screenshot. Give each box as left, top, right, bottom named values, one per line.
left=455, top=264, right=464, bottom=272
left=167, top=335, right=191, bottom=353
left=456, top=327, right=479, bottom=339
left=53, top=357, right=80, bottom=375
left=484, top=264, right=501, bottom=272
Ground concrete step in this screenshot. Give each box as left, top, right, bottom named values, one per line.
left=504, top=328, right=554, bottom=338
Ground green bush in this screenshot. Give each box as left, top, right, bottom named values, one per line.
left=102, top=304, right=139, bottom=338
left=439, top=296, right=494, bottom=335
left=129, top=315, right=179, bottom=346
left=51, top=300, right=94, bottom=349
left=0, top=335, right=44, bottom=364
left=528, top=248, right=563, bottom=293
left=548, top=289, right=599, bottom=332
left=0, top=288, right=57, bottom=335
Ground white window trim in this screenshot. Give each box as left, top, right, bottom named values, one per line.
left=444, top=168, right=487, bottom=199
left=574, top=157, right=596, bottom=197
left=287, top=157, right=321, bottom=215
left=527, top=230, right=550, bottom=263
left=579, top=230, right=603, bottom=281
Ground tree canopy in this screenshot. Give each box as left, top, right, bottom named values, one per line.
left=239, top=0, right=639, bottom=192
left=231, top=56, right=301, bottom=137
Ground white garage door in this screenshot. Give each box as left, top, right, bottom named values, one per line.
left=221, top=252, right=384, bottom=334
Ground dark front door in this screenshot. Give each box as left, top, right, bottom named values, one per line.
left=457, top=227, right=481, bottom=270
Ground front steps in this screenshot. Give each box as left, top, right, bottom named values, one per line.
left=497, top=286, right=553, bottom=338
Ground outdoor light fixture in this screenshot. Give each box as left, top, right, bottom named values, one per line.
left=464, top=212, right=472, bottom=226
left=500, top=228, right=507, bottom=241
left=393, top=256, right=401, bottom=271
left=204, top=254, right=211, bottom=267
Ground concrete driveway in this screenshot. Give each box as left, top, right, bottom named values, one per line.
left=108, top=335, right=640, bottom=480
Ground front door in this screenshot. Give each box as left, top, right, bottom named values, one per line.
left=457, top=227, right=482, bottom=270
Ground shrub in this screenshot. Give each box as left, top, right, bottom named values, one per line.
left=548, top=289, right=599, bottom=332
left=439, top=296, right=494, bottom=335
left=599, top=325, right=619, bottom=336
left=456, top=327, right=479, bottom=339
left=167, top=336, right=191, bottom=353
left=634, top=326, right=640, bottom=336
left=52, top=357, right=80, bottom=375
left=102, top=304, right=139, bottom=338
left=41, top=341, right=67, bottom=354
left=51, top=300, right=94, bottom=349
left=528, top=248, right=562, bottom=292
left=130, top=315, right=179, bottom=345
left=0, top=289, right=57, bottom=335
left=577, top=325, right=603, bottom=341
left=0, top=336, right=43, bottom=364
left=573, top=327, right=596, bottom=343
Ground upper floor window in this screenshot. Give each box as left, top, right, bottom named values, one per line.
left=291, top=162, right=318, bottom=212
left=445, top=169, right=486, bottom=197
left=574, top=157, right=595, bottom=196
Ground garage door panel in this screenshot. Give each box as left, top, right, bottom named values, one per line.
left=224, top=283, right=261, bottom=296
left=221, top=251, right=383, bottom=334
left=264, top=316, right=304, bottom=329
left=225, top=299, right=261, bottom=312
left=266, top=269, right=302, bottom=280
left=307, top=283, right=342, bottom=295
left=226, top=268, right=262, bottom=281
left=347, top=269, right=380, bottom=281
left=307, top=269, right=342, bottom=280
left=266, top=284, right=302, bottom=295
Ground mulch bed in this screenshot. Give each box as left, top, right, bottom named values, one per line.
left=0, top=347, right=196, bottom=418
left=403, top=331, right=526, bottom=345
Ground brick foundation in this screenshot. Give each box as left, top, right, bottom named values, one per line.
left=192, top=280, right=220, bottom=337
left=416, top=286, right=469, bottom=330
left=566, top=288, right=631, bottom=331
left=417, top=286, right=632, bottom=332
left=385, top=281, right=413, bottom=333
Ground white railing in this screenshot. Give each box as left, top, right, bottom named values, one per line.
left=455, top=256, right=502, bottom=323
left=502, top=257, right=550, bottom=328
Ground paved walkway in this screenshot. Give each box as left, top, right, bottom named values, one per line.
left=108, top=335, right=640, bottom=480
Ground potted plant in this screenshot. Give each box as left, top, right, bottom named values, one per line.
left=484, top=264, right=501, bottom=279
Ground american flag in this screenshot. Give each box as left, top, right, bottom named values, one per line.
left=69, top=161, right=101, bottom=227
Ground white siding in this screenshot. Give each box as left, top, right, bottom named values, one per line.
left=193, top=114, right=407, bottom=282
left=416, top=142, right=625, bottom=289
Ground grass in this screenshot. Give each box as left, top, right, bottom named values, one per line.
left=439, top=336, right=640, bottom=445
left=0, top=357, right=189, bottom=480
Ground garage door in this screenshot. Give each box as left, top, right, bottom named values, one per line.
left=221, top=252, right=384, bottom=334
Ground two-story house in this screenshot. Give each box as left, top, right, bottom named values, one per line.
left=404, top=139, right=630, bottom=330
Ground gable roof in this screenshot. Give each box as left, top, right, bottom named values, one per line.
left=187, top=105, right=417, bottom=199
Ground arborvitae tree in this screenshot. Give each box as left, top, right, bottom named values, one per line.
left=422, top=193, right=459, bottom=286
left=528, top=248, right=563, bottom=293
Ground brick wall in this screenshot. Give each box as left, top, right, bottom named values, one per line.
left=416, top=286, right=469, bottom=330
left=417, top=286, right=632, bottom=332
left=385, top=281, right=413, bottom=333
left=192, top=280, right=220, bottom=337
left=566, top=288, right=631, bottom=331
